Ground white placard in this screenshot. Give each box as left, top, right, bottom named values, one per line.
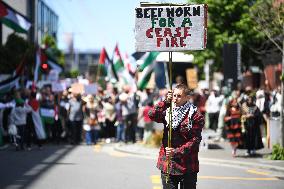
left=135, top=4, right=207, bottom=52
left=40, top=108, right=55, bottom=117
left=52, top=82, right=66, bottom=92
left=84, top=84, right=97, bottom=95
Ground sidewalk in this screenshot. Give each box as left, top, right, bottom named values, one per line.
left=114, top=140, right=284, bottom=177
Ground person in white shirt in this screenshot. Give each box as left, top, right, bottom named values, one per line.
left=10, top=98, right=32, bottom=150
left=205, top=90, right=224, bottom=131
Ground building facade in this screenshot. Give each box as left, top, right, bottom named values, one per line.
left=1, top=0, right=58, bottom=46
left=64, top=49, right=100, bottom=76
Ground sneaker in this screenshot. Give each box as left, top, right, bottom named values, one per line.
left=232, top=149, right=237, bottom=157
left=245, top=152, right=251, bottom=157
left=106, top=138, right=111, bottom=144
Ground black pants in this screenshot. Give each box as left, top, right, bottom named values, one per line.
left=51, top=119, right=62, bottom=144
left=124, top=114, right=137, bottom=143
left=161, top=172, right=197, bottom=189
left=208, top=112, right=219, bottom=131
left=16, top=125, right=25, bottom=149
left=25, top=120, right=42, bottom=148
left=70, top=120, right=82, bottom=144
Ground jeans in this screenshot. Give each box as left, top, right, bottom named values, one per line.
left=116, top=123, right=125, bottom=142
left=85, top=129, right=99, bottom=145
left=161, top=172, right=197, bottom=189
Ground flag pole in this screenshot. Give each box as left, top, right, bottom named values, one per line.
left=166, top=51, right=173, bottom=183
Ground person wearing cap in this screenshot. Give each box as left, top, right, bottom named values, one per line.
left=148, top=84, right=204, bottom=189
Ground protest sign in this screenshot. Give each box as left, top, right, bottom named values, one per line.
left=52, top=82, right=66, bottom=92
left=135, top=4, right=207, bottom=52
left=84, top=84, right=97, bottom=95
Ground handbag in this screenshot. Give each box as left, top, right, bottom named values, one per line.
left=88, top=118, right=97, bottom=126
left=83, top=124, right=91, bottom=131
left=8, top=124, right=17, bottom=136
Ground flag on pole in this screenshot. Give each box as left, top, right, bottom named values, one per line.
left=0, top=2, right=8, bottom=18
left=113, top=44, right=125, bottom=77
left=112, top=45, right=136, bottom=86
left=137, top=52, right=159, bottom=90
left=98, top=47, right=118, bottom=82
left=0, top=2, right=31, bottom=33
left=123, top=53, right=136, bottom=76
left=0, top=75, right=20, bottom=94
left=0, top=57, right=26, bottom=93
left=34, top=49, right=41, bottom=82
left=47, top=59, right=63, bottom=73
left=98, top=47, right=109, bottom=76
left=34, top=49, right=63, bottom=82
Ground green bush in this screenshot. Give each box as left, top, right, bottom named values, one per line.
left=270, top=144, right=284, bottom=160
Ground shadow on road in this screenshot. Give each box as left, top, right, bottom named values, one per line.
left=0, top=144, right=78, bottom=189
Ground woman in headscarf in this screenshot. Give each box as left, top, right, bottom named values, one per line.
left=241, top=95, right=264, bottom=156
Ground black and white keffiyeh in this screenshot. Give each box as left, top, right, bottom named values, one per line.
left=165, top=102, right=197, bottom=130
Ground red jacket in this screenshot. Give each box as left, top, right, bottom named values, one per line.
left=148, top=100, right=204, bottom=175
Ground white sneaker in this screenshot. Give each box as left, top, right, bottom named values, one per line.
left=106, top=138, right=111, bottom=144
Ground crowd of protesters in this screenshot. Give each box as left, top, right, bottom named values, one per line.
left=0, top=77, right=282, bottom=158
left=192, top=85, right=282, bottom=157
left=0, top=83, right=162, bottom=151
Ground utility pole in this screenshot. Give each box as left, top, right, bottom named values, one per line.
left=280, top=24, right=284, bottom=147
left=0, top=22, right=2, bottom=46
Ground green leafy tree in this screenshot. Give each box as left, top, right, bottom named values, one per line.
left=250, top=0, right=283, bottom=63
left=187, top=0, right=266, bottom=77
left=251, top=0, right=284, bottom=147
left=250, top=0, right=284, bottom=64
left=65, top=69, right=79, bottom=78
left=0, top=34, right=35, bottom=76
left=42, top=35, right=65, bottom=66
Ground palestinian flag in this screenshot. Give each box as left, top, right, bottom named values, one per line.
left=98, top=47, right=109, bottom=77
left=136, top=52, right=159, bottom=90
left=123, top=53, right=136, bottom=76
left=113, top=45, right=124, bottom=76
left=34, top=49, right=41, bottom=82
left=47, top=59, right=63, bottom=73
left=34, top=49, right=63, bottom=82
left=0, top=2, right=31, bottom=33
left=112, top=45, right=137, bottom=87
left=0, top=2, right=8, bottom=17
left=0, top=58, right=26, bottom=94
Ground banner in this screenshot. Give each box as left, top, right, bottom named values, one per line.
left=135, top=4, right=207, bottom=52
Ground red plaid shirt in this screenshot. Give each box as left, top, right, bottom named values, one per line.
left=148, top=100, right=204, bottom=175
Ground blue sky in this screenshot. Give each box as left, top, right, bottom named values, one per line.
left=47, top=0, right=186, bottom=55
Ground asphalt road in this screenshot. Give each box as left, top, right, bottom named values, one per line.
left=0, top=143, right=283, bottom=189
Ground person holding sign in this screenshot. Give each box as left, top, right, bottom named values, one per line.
left=148, top=84, right=204, bottom=189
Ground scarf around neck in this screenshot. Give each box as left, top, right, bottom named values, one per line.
left=165, top=102, right=196, bottom=130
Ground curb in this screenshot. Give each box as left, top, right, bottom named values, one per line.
left=113, top=144, right=158, bottom=157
